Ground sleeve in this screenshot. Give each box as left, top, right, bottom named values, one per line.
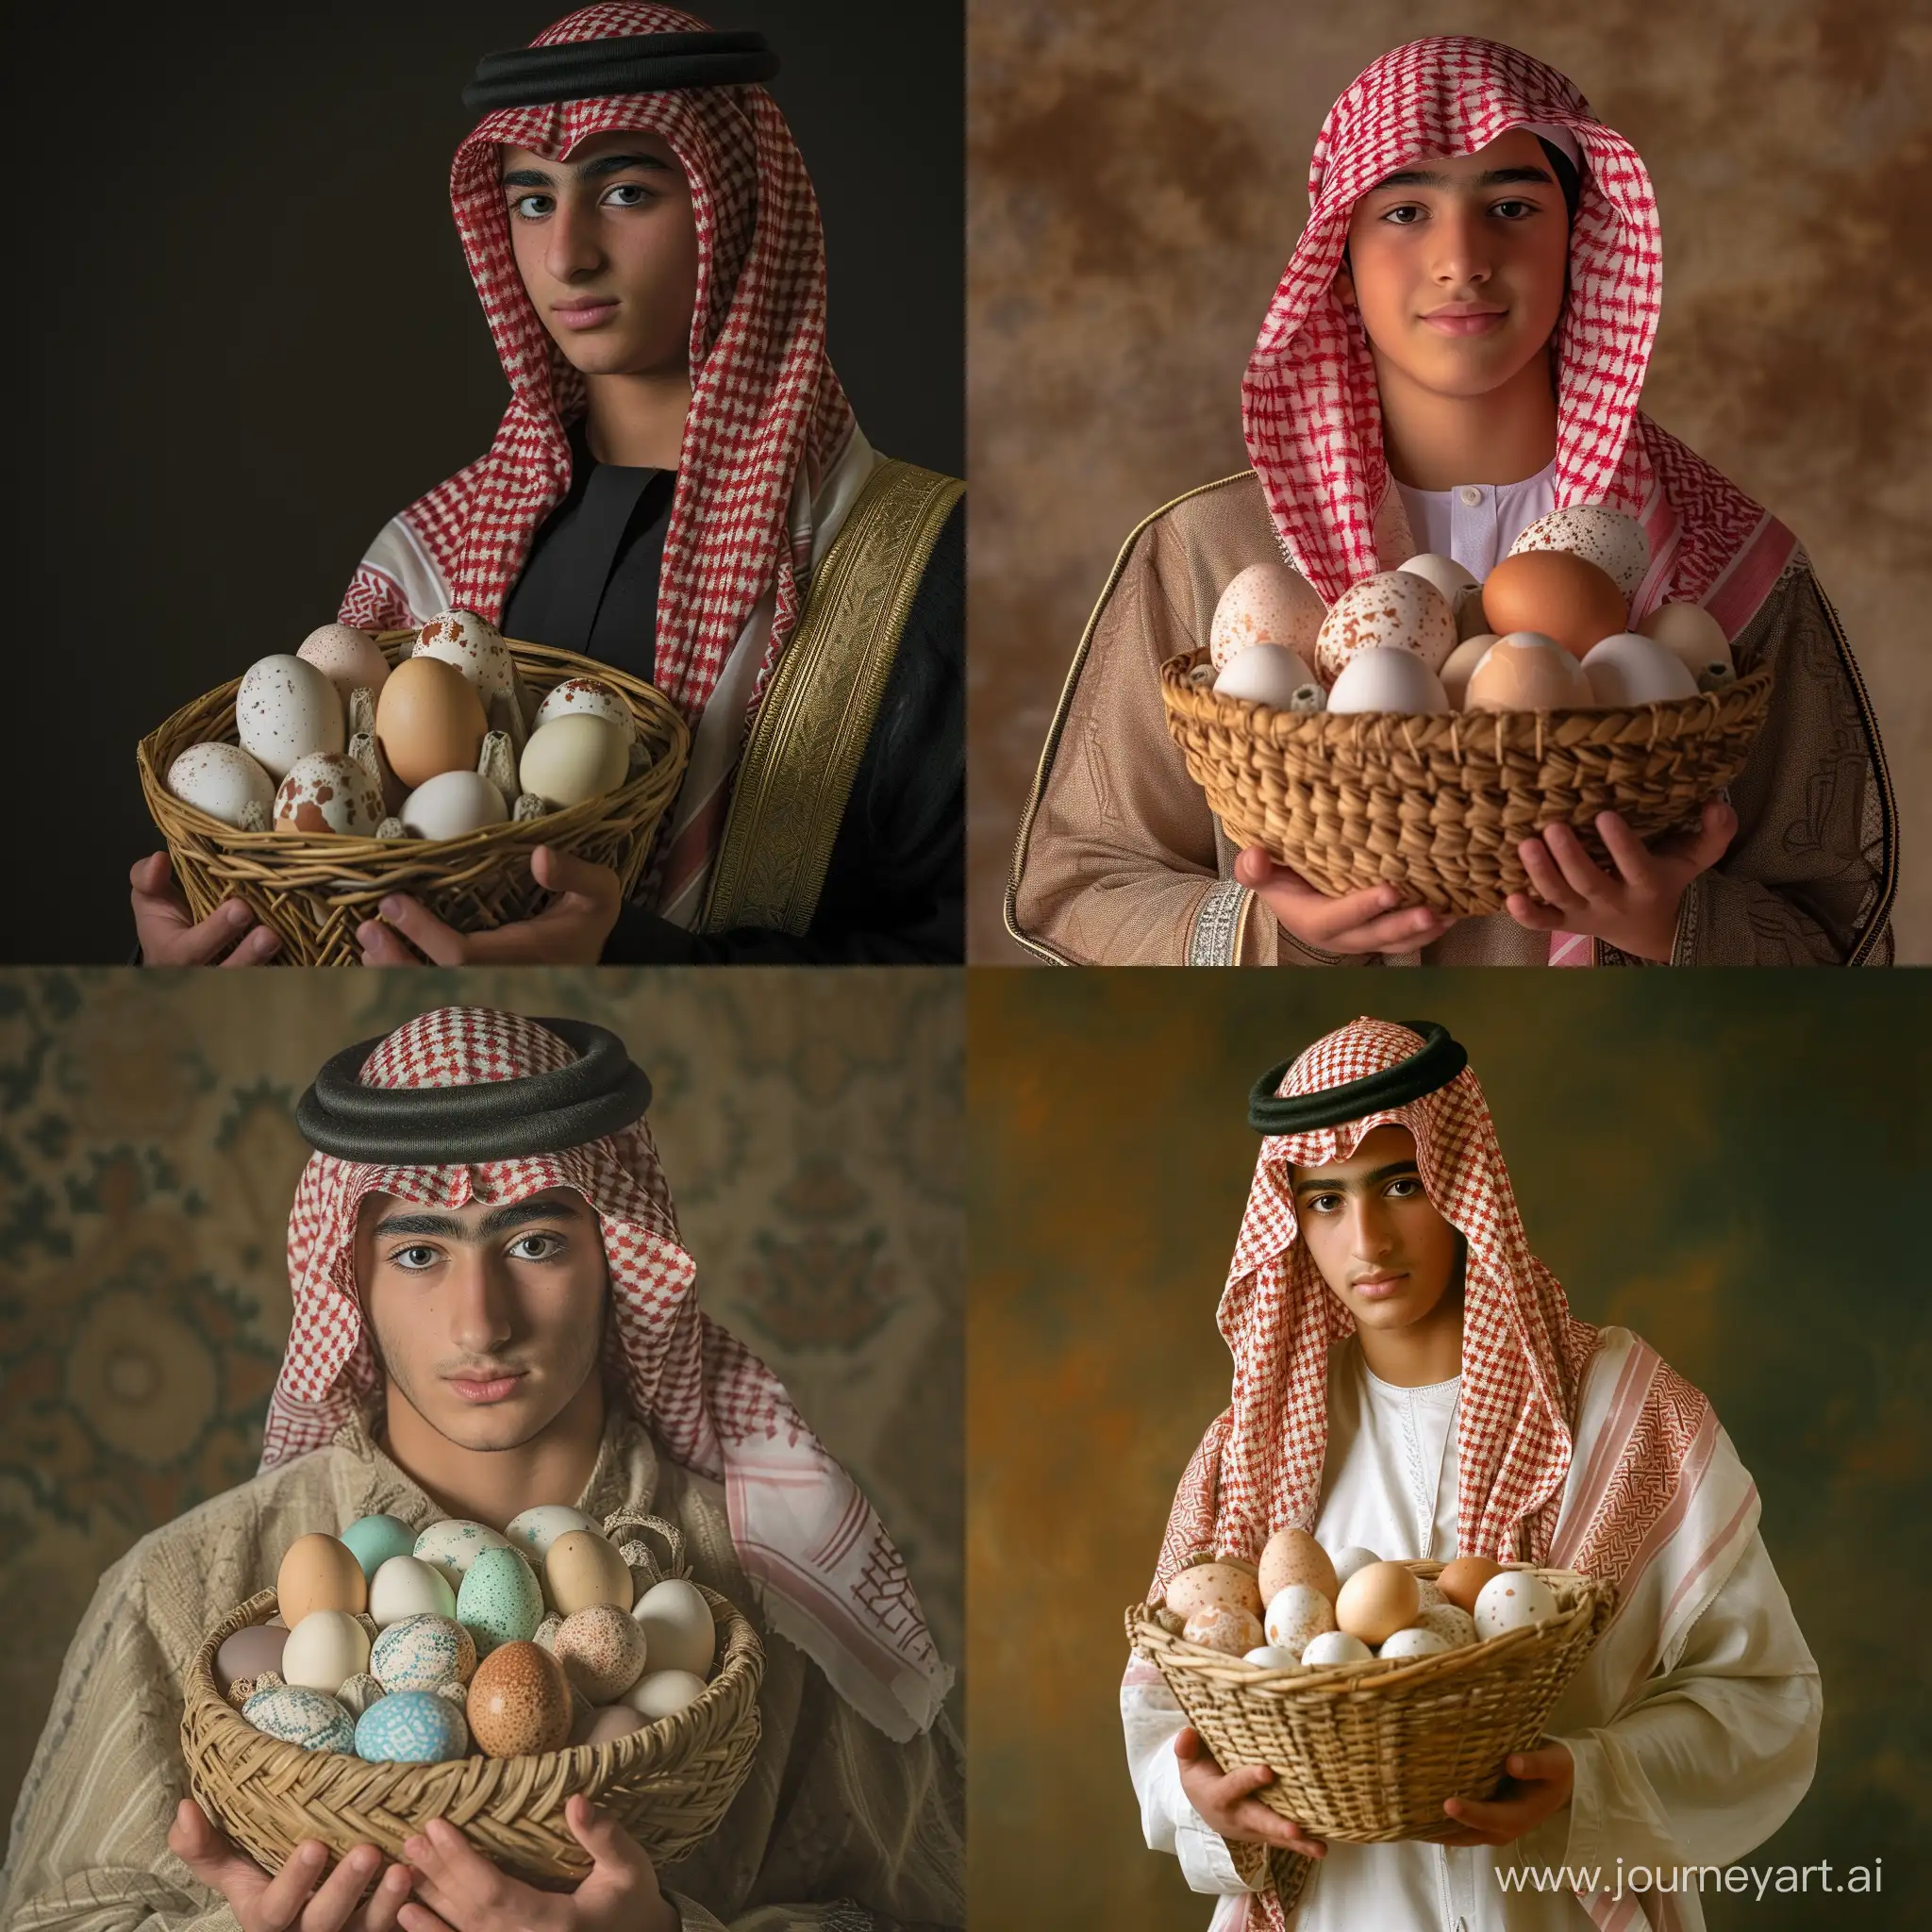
left=337, top=513, right=456, bottom=634
left=1673, top=561, right=1896, bottom=966
left=1120, top=1667, right=1262, bottom=1897
left=1521, top=1530, right=1822, bottom=1878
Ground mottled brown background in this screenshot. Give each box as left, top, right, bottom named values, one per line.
left=968, top=972, right=1927, bottom=1927
left=0, top=969, right=961, bottom=1822
left=968, top=0, right=1931, bottom=960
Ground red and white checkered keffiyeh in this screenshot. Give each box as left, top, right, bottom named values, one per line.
left=258, top=1008, right=948, bottom=1741
left=1244, top=37, right=1790, bottom=628
left=1152, top=1018, right=1707, bottom=1601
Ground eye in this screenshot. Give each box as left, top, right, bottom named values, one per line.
left=388, top=1243, right=441, bottom=1272
left=508, top=192, right=555, bottom=221
left=1304, top=1191, right=1343, bottom=1214
left=1386, top=1177, right=1424, bottom=1200
left=602, top=180, right=657, bottom=208
left=508, top=1232, right=565, bottom=1262
left=1378, top=202, right=1426, bottom=226
left=1491, top=197, right=1540, bottom=219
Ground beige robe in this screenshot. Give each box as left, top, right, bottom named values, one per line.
left=0, top=1408, right=962, bottom=1932
left=1007, top=472, right=1895, bottom=967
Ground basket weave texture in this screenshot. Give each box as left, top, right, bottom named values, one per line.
left=139, top=633, right=690, bottom=966
left=181, top=1519, right=762, bottom=1885
left=1160, top=647, right=1773, bottom=916
left=1126, top=1560, right=1614, bottom=1844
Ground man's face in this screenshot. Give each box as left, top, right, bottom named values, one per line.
left=500, top=128, right=700, bottom=383
left=1335, top=127, right=1571, bottom=403
left=355, top=1186, right=608, bottom=1452
left=1290, top=1124, right=1465, bottom=1338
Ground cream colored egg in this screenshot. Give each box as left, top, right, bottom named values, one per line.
left=1164, top=1561, right=1263, bottom=1623
left=1440, top=634, right=1499, bottom=708
left=400, top=770, right=508, bottom=841
left=1182, top=1605, right=1266, bottom=1656
left=534, top=676, right=637, bottom=744
left=1474, top=1570, right=1561, bottom=1639
left=412, top=1521, right=511, bottom=1588
left=277, top=1535, right=369, bottom=1626
left=1263, top=1583, right=1336, bottom=1656
left=1418, top=1602, right=1479, bottom=1649
left=576, top=1704, right=648, bottom=1748
left=237, top=655, right=346, bottom=782
left=1436, top=1556, right=1504, bottom=1614
left=1396, top=553, right=1478, bottom=618
left=167, top=743, right=277, bottom=828
left=1258, top=1528, right=1339, bottom=1607
left=622, top=1668, right=709, bottom=1720
left=1325, top=645, right=1452, bottom=715
left=1213, top=642, right=1318, bottom=708
left=414, top=610, right=516, bottom=701
left=1583, top=632, right=1699, bottom=708
left=1315, top=571, right=1457, bottom=682
left=1330, top=1546, right=1381, bottom=1587
left=1464, top=633, right=1593, bottom=711
left=1299, top=1630, right=1374, bottom=1667
left=369, top=1555, right=458, bottom=1628
left=298, top=625, right=391, bottom=704
left=546, top=1529, right=635, bottom=1617
left=1377, top=1625, right=1453, bottom=1661
left=519, top=714, right=631, bottom=808
left=281, top=1608, right=372, bottom=1695
left=1336, top=1561, right=1423, bottom=1644
left=1208, top=561, right=1325, bottom=671
left=1638, top=602, right=1734, bottom=679
left=275, top=752, right=385, bottom=837
left=1508, top=506, right=1651, bottom=599
left=1242, top=1645, right=1302, bottom=1670
left=631, top=1578, right=715, bottom=1678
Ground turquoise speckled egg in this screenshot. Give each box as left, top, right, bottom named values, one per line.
left=340, top=1514, right=419, bottom=1584
left=354, top=1690, right=469, bottom=1763
left=371, top=1613, right=477, bottom=1693
left=457, top=1545, right=544, bottom=1656
left=413, top=1520, right=511, bottom=1588
left=504, top=1505, right=599, bottom=1564
left=242, top=1683, right=356, bottom=1753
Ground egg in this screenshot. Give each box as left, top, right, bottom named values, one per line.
left=621, top=1669, right=709, bottom=1722
left=375, top=657, right=490, bottom=791
left=505, top=1504, right=602, bottom=1567
left=1508, top=506, right=1651, bottom=599
left=1638, top=602, right=1734, bottom=680
left=1464, top=634, right=1593, bottom=711
left=546, top=1530, right=635, bottom=1617
left=274, top=752, right=385, bottom=837
left=1582, top=632, right=1700, bottom=708
left=167, top=743, right=277, bottom=829
left=351, top=1688, right=468, bottom=1763
left=1315, top=571, right=1457, bottom=682
left=1336, top=1562, right=1423, bottom=1644
left=372, top=1613, right=477, bottom=1693
left=242, top=1684, right=357, bottom=1753
left=630, top=1578, right=716, bottom=1678
left=1436, top=1556, right=1505, bottom=1615
left=400, top=769, right=508, bottom=841
left=1440, top=634, right=1500, bottom=708
left=534, top=676, right=637, bottom=745
left=552, top=1605, right=649, bottom=1702
left=1179, top=1604, right=1263, bottom=1655
left=534, top=1612, right=565, bottom=1652
left=1298, top=1630, right=1374, bottom=1668
left=340, top=1514, right=418, bottom=1583
left=1241, top=1646, right=1302, bottom=1671
left=236, top=656, right=346, bottom=782
left=298, top=625, right=391, bottom=704
left=413, top=1520, right=511, bottom=1587
left=1480, top=551, right=1628, bottom=660
left=1474, top=1570, right=1561, bottom=1639
left=1377, top=1625, right=1453, bottom=1661
left=431, top=1679, right=471, bottom=1709
left=1263, top=1583, right=1336, bottom=1657
left=1325, top=646, right=1452, bottom=715
left=277, top=1535, right=368, bottom=1627
left=1164, top=1561, right=1263, bottom=1623
left=1330, top=1546, right=1381, bottom=1587
left=457, top=1545, right=545, bottom=1656
left=1212, top=643, right=1319, bottom=709
left=518, top=714, right=632, bottom=809
left=1257, top=1528, right=1339, bottom=1607
left=1417, top=1603, right=1479, bottom=1649
left=575, top=1704, right=648, bottom=1749
left=1208, top=561, right=1326, bottom=671
left=1396, top=552, right=1479, bottom=623
left=467, top=1640, right=573, bottom=1757
left=335, top=1673, right=388, bottom=1718
left=214, top=1624, right=288, bottom=1692
left=414, top=609, right=516, bottom=703
left=369, top=1555, right=458, bottom=1627
left=280, top=1608, right=371, bottom=1695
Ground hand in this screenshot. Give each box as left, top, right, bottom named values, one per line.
left=131, top=854, right=281, bottom=966
left=1439, top=1744, right=1574, bottom=1847
left=1235, top=849, right=1457, bottom=957
left=1505, top=803, right=1737, bottom=962
left=398, top=1797, right=675, bottom=1932
left=358, top=847, right=621, bottom=967
left=168, top=1799, right=411, bottom=1932
left=1173, top=1725, right=1327, bottom=1860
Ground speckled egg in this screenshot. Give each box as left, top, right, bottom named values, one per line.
left=371, top=1613, right=477, bottom=1693
left=167, top=743, right=276, bottom=829
left=574, top=1704, right=647, bottom=1749
left=506, top=1505, right=602, bottom=1567
left=1208, top=561, right=1325, bottom=672
left=242, top=1683, right=356, bottom=1753
left=277, top=1534, right=368, bottom=1627
left=341, top=1515, right=418, bottom=1583
left=1412, top=1576, right=1446, bottom=1614
left=215, top=1624, right=289, bottom=1693
left=1509, top=506, right=1650, bottom=599
left=545, top=1530, right=634, bottom=1617
left=458, top=1545, right=545, bottom=1655
left=1163, top=1561, right=1262, bottom=1623
left=415, top=609, right=516, bottom=702
left=1181, top=1605, right=1265, bottom=1656
left=335, top=1673, right=388, bottom=1718
left=1418, top=1603, right=1479, bottom=1649
left=281, top=1608, right=371, bottom=1695
left=1474, top=1569, right=1561, bottom=1640
left=275, top=751, right=384, bottom=837
left=533, top=1612, right=565, bottom=1652
left=370, top=1555, right=458, bottom=1627
left=1314, top=571, right=1457, bottom=683
left=1378, top=1625, right=1454, bottom=1661
left=354, top=1689, right=470, bottom=1764
left=630, top=1579, right=715, bottom=1679
left=620, top=1669, right=708, bottom=1722
left=534, top=676, right=636, bottom=744
left=237, top=655, right=346, bottom=782
left=466, top=1641, right=573, bottom=1757
left=413, top=1520, right=511, bottom=1587
left=1263, top=1583, right=1337, bottom=1657
left=297, top=625, right=391, bottom=704
left=1258, top=1529, right=1340, bottom=1607
left=551, top=1605, right=649, bottom=1703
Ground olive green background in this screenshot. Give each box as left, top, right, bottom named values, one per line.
left=0, top=969, right=962, bottom=1824
left=968, top=972, right=1927, bottom=1927
left=969, top=0, right=1931, bottom=960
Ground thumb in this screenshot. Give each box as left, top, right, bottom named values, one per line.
left=1506, top=1747, right=1569, bottom=1782
left=565, top=1794, right=651, bottom=1879
left=1693, top=798, right=1739, bottom=864
left=1174, top=1725, right=1204, bottom=1762
left=1232, top=847, right=1275, bottom=889
left=130, top=851, right=172, bottom=897
left=168, top=1800, right=258, bottom=1894
left=531, top=844, right=615, bottom=905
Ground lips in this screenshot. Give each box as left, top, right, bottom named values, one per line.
left=447, top=1371, right=526, bottom=1403
left=1350, top=1274, right=1408, bottom=1300
left=553, top=300, right=619, bottom=330
left=1422, top=307, right=1506, bottom=336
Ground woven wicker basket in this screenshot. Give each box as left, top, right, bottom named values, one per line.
left=181, top=1527, right=762, bottom=1886
left=1160, top=646, right=1773, bottom=916
left=138, top=632, right=690, bottom=965
left=1126, top=1560, right=1614, bottom=1844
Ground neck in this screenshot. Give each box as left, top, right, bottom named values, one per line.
left=1375, top=345, right=1558, bottom=492
left=380, top=1371, right=609, bottom=1532
left=1355, top=1289, right=1465, bottom=1388
left=582, top=367, right=691, bottom=470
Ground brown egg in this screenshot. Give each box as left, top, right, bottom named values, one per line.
left=215, top=1624, right=288, bottom=1692
left=1480, top=550, right=1628, bottom=659
left=1464, top=634, right=1593, bottom=711
left=1182, top=1605, right=1266, bottom=1656
left=276, top=1534, right=369, bottom=1627
left=1335, top=1561, right=1423, bottom=1644
left=545, top=1530, right=635, bottom=1617
left=1437, top=1556, right=1506, bottom=1616
left=374, top=655, right=489, bottom=791
left=552, top=1605, right=648, bottom=1703
left=466, top=1641, right=573, bottom=1757
left=1164, top=1560, right=1263, bottom=1623
left=1258, top=1528, right=1339, bottom=1607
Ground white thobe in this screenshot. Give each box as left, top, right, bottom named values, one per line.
left=1393, top=461, right=1557, bottom=582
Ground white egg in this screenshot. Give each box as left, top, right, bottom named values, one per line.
left=167, top=743, right=276, bottom=828
left=1638, top=602, right=1735, bottom=680
left=280, top=1608, right=372, bottom=1695
left=236, top=655, right=345, bottom=782
left=1263, top=1583, right=1336, bottom=1656
left=1417, top=1603, right=1479, bottom=1649
left=519, top=714, right=631, bottom=808
left=412, top=1520, right=511, bottom=1587
left=1440, top=635, right=1499, bottom=708
left=534, top=676, right=636, bottom=745
left=369, top=1555, right=458, bottom=1627
left=1298, top=1630, right=1374, bottom=1667
left=400, top=770, right=508, bottom=841
left=274, top=752, right=385, bottom=837
left=1396, top=553, right=1478, bottom=614
left=1330, top=1546, right=1381, bottom=1587
left=1315, top=571, right=1457, bottom=681
left=1473, top=1570, right=1561, bottom=1640
left=1213, top=642, right=1319, bottom=708
left=1509, top=506, right=1651, bottom=598
left=620, top=1668, right=708, bottom=1721
left=630, top=1578, right=716, bottom=1678
left=297, top=625, right=391, bottom=703
left=1208, top=561, right=1325, bottom=671
left=1377, top=1625, right=1453, bottom=1661
left=414, top=610, right=516, bottom=700
left=1241, top=1645, right=1302, bottom=1670
left=505, top=1505, right=603, bottom=1565
left=1582, top=632, right=1700, bottom=708
left=1325, top=645, right=1452, bottom=715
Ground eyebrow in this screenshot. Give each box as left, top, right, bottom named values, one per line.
left=372, top=1197, right=586, bottom=1241
left=1291, top=1159, right=1422, bottom=1196
left=501, top=152, right=673, bottom=188
left=1367, top=164, right=1554, bottom=193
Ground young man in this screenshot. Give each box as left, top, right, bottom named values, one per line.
left=132, top=5, right=963, bottom=969
left=0, top=1008, right=962, bottom=1931
left=1124, top=1018, right=1819, bottom=1930
left=1009, top=36, right=1893, bottom=967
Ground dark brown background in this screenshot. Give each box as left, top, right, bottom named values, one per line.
left=968, top=971, right=1927, bottom=1927
left=968, top=0, right=1930, bottom=960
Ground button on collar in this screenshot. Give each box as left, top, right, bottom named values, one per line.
left=1458, top=486, right=1483, bottom=508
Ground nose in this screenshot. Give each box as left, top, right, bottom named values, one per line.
left=544, top=191, right=605, bottom=283
left=1347, top=1194, right=1398, bottom=1267
left=445, top=1247, right=516, bottom=1358
left=1429, top=200, right=1491, bottom=289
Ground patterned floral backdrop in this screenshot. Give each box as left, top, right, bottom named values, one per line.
left=0, top=968, right=962, bottom=1819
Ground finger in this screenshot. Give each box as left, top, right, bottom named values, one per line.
left=130, top=851, right=174, bottom=896
left=1592, top=811, right=1660, bottom=889
left=1441, top=1794, right=1524, bottom=1839
left=1174, top=1725, right=1206, bottom=1763
left=565, top=1793, right=649, bottom=1877
left=352, top=1863, right=418, bottom=1932
left=300, top=1843, right=385, bottom=1932
left=1516, top=835, right=1588, bottom=914
left=1324, top=905, right=1455, bottom=955
left=1651, top=799, right=1737, bottom=874
left=1540, top=822, right=1619, bottom=903
left=1210, top=1762, right=1278, bottom=1804
left=167, top=1800, right=260, bottom=1897
left=356, top=919, right=422, bottom=968
left=375, top=896, right=470, bottom=967
left=1503, top=890, right=1566, bottom=931
left=256, top=1839, right=332, bottom=1930
left=396, top=1905, right=456, bottom=1932
left=158, top=898, right=259, bottom=966
left=1276, top=878, right=1409, bottom=943
left=1230, top=1799, right=1326, bottom=1857
left=222, top=921, right=283, bottom=967
left=1434, top=1824, right=1491, bottom=1847
left=530, top=844, right=619, bottom=910
left=406, top=1819, right=510, bottom=1918
left=1507, top=1748, right=1569, bottom=1782
left=1232, top=847, right=1279, bottom=890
